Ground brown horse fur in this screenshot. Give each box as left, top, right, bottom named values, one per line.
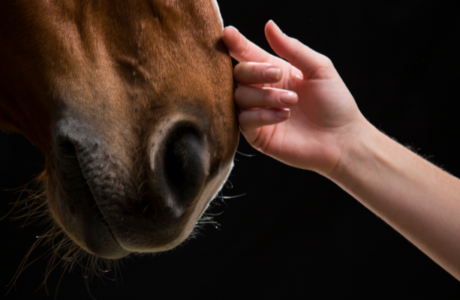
left=0, top=0, right=238, bottom=283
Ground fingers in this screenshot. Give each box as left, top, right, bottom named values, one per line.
left=223, top=26, right=280, bottom=65
left=235, top=86, right=298, bottom=110
left=224, top=22, right=335, bottom=79
left=239, top=108, right=290, bottom=132
left=236, top=84, right=296, bottom=138
left=234, top=62, right=283, bottom=85
left=265, top=20, right=336, bottom=79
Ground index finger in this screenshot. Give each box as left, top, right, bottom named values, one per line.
left=223, top=26, right=281, bottom=65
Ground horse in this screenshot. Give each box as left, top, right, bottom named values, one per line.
left=0, top=0, right=238, bottom=277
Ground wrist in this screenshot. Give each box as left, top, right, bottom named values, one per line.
left=326, top=118, right=382, bottom=183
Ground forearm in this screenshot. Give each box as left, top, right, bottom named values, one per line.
left=329, top=121, right=460, bottom=280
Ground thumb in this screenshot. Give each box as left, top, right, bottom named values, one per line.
left=265, top=20, right=335, bottom=79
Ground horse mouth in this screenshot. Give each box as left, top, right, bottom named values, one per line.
left=50, top=115, right=231, bottom=258
left=51, top=118, right=212, bottom=258
left=54, top=138, right=129, bottom=259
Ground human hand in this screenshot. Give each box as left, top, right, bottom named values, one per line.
left=223, top=21, right=370, bottom=176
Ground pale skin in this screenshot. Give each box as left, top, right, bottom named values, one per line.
left=223, top=20, right=460, bottom=280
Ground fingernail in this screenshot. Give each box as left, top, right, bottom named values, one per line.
left=276, top=109, right=290, bottom=119
left=265, top=68, right=281, bottom=81
left=280, top=92, right=297, bottom=105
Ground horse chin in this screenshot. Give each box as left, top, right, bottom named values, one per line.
left=48, top=160, right=234, bottom=259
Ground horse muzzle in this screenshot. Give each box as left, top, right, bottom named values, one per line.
left=50, top=113, right=224, bottom=259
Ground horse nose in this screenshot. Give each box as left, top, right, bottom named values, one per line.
left=150, top=120, right=210, bottom=216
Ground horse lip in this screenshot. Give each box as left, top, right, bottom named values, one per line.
left=53, top=122, right=130, bottom=259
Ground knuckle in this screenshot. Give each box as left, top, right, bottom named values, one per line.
left=240, top=38, right=251, bottom=58
left=266, top=89, right=278, bottom=104
left=317, top=55, right=333, bottom=69
left=250, top=65, right=260, bottom=79
left=311, top=55, right=335, bottom=78
left=286, top=37, right=302, bottom=59
left=258, top=109, right=272, bottom=123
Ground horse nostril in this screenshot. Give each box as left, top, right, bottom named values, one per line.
left=55, top=140, right=84, bottom=187
left=162, top=123, right=207, bottom=208
left=57, top=140, right=77, bottom=157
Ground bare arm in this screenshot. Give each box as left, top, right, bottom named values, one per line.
left=330, top=123, right=460, bottom=280
left=223, top=21, right=460, bottom=280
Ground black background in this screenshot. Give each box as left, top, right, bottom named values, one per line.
left=1, top=0, right=460, bottom=299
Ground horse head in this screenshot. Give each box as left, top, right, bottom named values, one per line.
left=0, top=0, right=238, bottom=260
